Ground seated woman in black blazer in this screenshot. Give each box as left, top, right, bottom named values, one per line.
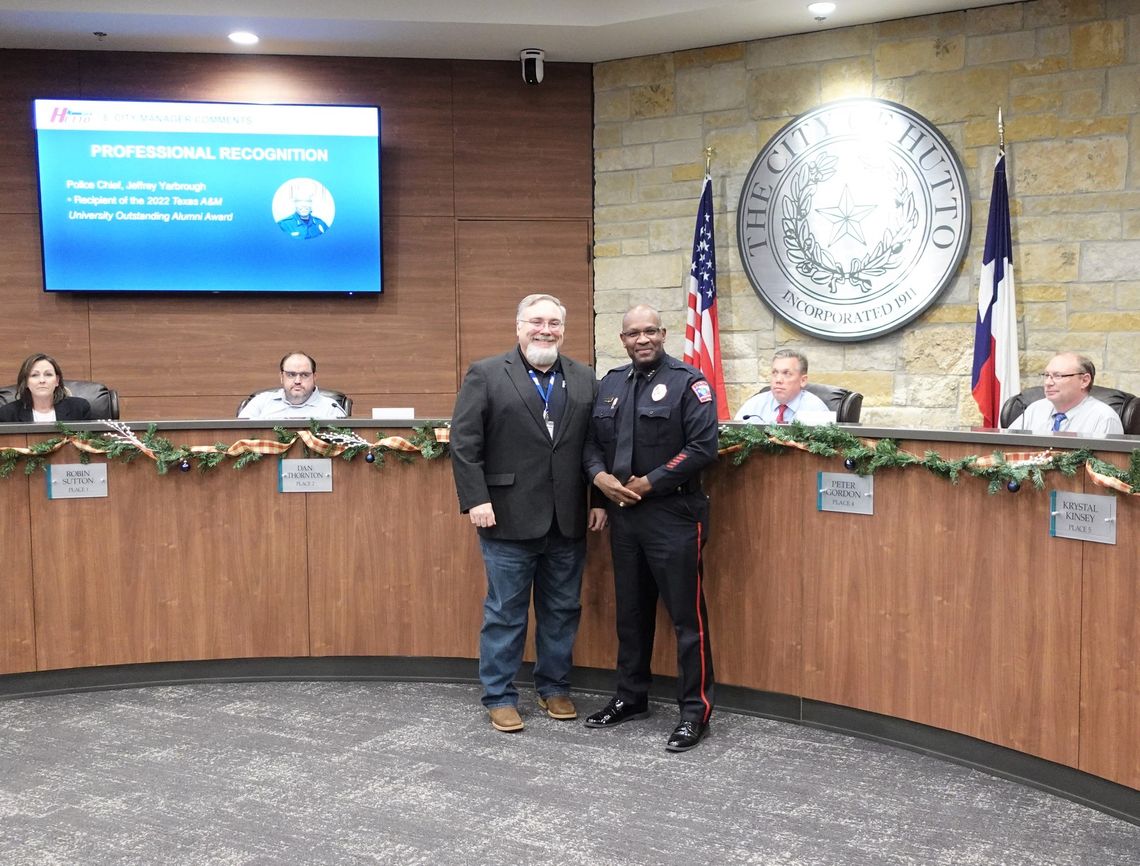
left=0, top=353, right=93, bottom=423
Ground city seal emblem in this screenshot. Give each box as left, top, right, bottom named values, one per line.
left=737, top=99, right=970, bottom=341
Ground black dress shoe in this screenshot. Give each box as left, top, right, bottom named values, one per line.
left=583, top=698, right=650, bottom=728
left=665, top=720, right=707, bottom=752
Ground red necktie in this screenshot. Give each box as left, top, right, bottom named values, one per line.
left=776, top=403, right=788, bottom=423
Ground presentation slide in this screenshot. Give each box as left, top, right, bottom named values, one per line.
left=34, top=99, right=382, bottom=294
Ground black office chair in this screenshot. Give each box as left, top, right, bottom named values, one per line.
left=747, top=383, right=863, bottom=423
left=236, top=388, right=353, bottom=417
left=0, top=379, right=120, bottom=420
left=1000, top=385, right=1140, bottom=435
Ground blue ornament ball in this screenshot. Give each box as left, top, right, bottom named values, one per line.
left=1007, top=479, right=1021, bottom=493
left=844, top=457, right=857, bottom=471
left=179, top=459, right=192, bottom=473
left=365, top=452, right=376, bottom=464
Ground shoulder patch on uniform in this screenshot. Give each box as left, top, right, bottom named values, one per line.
left=690, top=381, right=713, bottom=403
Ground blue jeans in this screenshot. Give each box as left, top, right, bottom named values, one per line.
left=478, top=532, right=585, bottom=709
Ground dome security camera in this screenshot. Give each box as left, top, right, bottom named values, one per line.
left=520, top=49, right=545, bottom=85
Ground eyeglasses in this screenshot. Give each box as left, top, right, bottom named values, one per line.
left=519, top=318, right=564, bottom=331
left=1039, top=372, right=1085, bottom=382
left=282, top=371, right=313, bottom=380
left=621, top=327, right=663, bottom=339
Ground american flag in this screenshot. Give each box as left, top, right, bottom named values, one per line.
left=683, top=174, right=730, bottom=420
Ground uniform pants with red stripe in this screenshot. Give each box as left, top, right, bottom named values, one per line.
left=608, top=492, right=715, bottom=724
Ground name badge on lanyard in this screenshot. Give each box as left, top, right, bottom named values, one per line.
left=529, top=369, right=557, bottom=439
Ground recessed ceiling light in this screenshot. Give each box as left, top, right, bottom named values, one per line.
left=228, top=31, right=259, bottom=46
left=808, top=2, right=837, bottom=20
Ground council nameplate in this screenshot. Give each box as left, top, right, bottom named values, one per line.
left=46, top=463, right=108, bottom=499
left=1049, top=491, right=1116, bottom=545
left=279, top=458, right=333, bottom=493
left=818, top=472, right=873, bottom=515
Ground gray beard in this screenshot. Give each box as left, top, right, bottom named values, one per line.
left=525, top=343, right=559, bottom=368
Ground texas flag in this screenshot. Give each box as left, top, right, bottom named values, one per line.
left=971, top=151, right=1020, bottom=428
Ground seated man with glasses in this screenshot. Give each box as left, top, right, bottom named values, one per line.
left=1006, top=352, right=1123, bottom=435
left=238, top=351, right=347, bottom=420
left=735, top=349, right=829, bottom=423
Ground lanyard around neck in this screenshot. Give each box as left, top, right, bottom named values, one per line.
left=528, top=369, right=556, bottom=410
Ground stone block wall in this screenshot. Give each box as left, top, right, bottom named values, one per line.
left=592, top=0, right=1140, bottom=426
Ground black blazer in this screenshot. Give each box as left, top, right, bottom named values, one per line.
left=450, top=349, right=596, bottom=541
left=0, top=396, right=93, bottom=423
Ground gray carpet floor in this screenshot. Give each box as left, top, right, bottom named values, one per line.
left=0, top=681, right=1136, bottom=865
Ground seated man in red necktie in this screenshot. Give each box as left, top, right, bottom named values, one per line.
left=734, top=349, right=829, bottom=424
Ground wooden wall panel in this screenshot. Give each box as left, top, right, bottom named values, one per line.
left=0, top=100, right=42, bottom=216
left=1079, top=453, right=1140, bottom=790
left=32, top=433, right=310, bottom=669
left=457, top=219, right=593, bottom=373
left=702, top=454, right=804, bottom=695
left=0, top=434, right=36, bottom=674
left=453, top=62, right=593, bottom=219
left=801, top=441, right=1083, bottom=766
left=0, top=52, right=83, bottom=214
left=0, top=222, right=93, bottom=381
left=307, top=455, right=484, bottom=658
left=573, top=532, right=619, bottom=670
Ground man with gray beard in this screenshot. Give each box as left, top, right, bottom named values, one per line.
left=451, top=294, right=603, bottom=733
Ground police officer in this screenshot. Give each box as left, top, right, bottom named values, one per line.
left=582, top=304, right=719, bottom=752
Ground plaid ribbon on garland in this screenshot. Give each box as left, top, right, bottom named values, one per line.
left=1, top=426, right=443, bottom=464
left=723, top=435, right=1138, bottom=495
left=970, top=450, right=1058, bottom=468
left=1083, top=462, right=1135, bottom=494
left=186, top=429, right=425, bottom=458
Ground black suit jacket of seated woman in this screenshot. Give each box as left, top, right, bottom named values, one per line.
left=0, top=396, right=93, bottom=423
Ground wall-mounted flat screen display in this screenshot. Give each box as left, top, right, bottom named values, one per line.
left=33, top=99, right=382, bottom=294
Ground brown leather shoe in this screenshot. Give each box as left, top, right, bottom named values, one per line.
left=537, top=694, right=577, bottom=720
left=489, top=706, right=524, bottom=732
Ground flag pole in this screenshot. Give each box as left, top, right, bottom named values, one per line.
left=683, top=145, right=729, bottom=420
left=971, top=106, right=1020, bottom=428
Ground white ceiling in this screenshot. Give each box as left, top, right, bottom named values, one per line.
left=0, top=0, right=1012, bottom=63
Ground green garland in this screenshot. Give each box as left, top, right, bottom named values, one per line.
left=0, top=421, right=451, bottom=478
left=716, top=422, right=1140, bottom=495
left=3, top=419, right=1138, bottom=495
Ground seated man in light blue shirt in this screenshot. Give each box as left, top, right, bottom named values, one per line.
left=238, top=351, right=347, bottom=420
left=735, top=349, right=830, bottom=423
left=1006, top=352, right=1123, bottom=436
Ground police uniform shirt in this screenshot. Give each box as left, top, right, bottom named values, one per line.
left=584, top=354, right=718, bottom=495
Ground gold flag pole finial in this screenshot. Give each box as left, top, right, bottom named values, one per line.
left=997, top=107, right=1005, bottom=156
left=703, top=146, right=714, bottom=178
